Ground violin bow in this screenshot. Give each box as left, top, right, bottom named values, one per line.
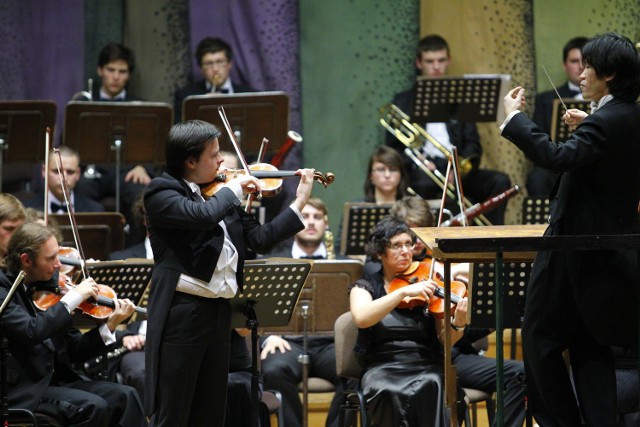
left=43, top=127, right=52, bottom=226
left=217, top=107, right=258, bottom=212
left=53, top=148, right=89, bottom=281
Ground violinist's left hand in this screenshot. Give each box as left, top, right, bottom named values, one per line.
left=452, top=296, right=468, bottom=330
left=291, top=168, right=315, bottom=212
left=106, top=298, right=136, bottom=332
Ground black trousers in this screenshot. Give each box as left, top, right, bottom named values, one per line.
left=261, top=336, right=343, bottom=427
left=522, top=248, right=616, bottom=427
left=149, top=293, right=231, bottom=427
left=37, top=379, right=146, bottom=427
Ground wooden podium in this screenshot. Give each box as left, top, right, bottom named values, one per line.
left=413, top=224, right=640, bottom=427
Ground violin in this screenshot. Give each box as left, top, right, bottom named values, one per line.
left=388, top=260, right=467, bottom=318
left=201, top=162, right=335, bottom=198
left=31, top=272, right=147, bottom=321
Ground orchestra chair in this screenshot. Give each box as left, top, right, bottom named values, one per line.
left=333, top=312, right=494, bottom=427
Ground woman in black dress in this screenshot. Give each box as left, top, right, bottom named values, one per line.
left=350, top=217, right=468, bottom=426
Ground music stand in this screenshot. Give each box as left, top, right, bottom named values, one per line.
left=182, top=92, right=289, bottom=160
left=413, top=74, right=511, bottom=122
left=64, top=101, right=172, bottom=212
left=521, top=196, right=550, bottom=225
left=231, top=258, right=313, bottom=427
left=0, top=101, right=56, bottom=192
left=51, top=212, right=126, bottom=261
left=339, top=203, right=391, bottom=257
left=550, top=99, right=590, bottom=141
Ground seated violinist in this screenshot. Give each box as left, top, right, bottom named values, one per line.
left=0, top=222, right=147, bottom=426
left=350, top=216, right=469, bottom=425
left=387, top=196, right=527, bottom=427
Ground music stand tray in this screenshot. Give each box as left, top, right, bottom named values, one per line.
left=413, top=74, right=511, bottom=122
left=230, top=258, right=313, bottom=329
left=339, top=203, right=391, bottom=257
left=182, top=92, right=289, bottom=159
left=64, top=101, right=172, bottom=166
left=550, top=98, right=590, bottom=141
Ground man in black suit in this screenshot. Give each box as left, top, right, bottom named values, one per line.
left=143, top=119, right=314, bottom=426
left=25, top=146, right=104, bottom=214
left=75, top=43, right=153, bottom=246
left=174, top=37, right=255, bottom=122
left=262, top=197, right=345, bottom=427
left=387, top=34, right=511, bottom=224
left=0, top=222, right=147, bottom=426
left=527, top=36, right=589, bottom=197
left=502, top=33, right=640, bottom=426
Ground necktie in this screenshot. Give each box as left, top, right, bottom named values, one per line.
left=300, top=254, right=324, bottom=260
left=50, top=202, right=68, bottom=213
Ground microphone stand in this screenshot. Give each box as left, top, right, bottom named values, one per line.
left=0, top=271, right=26, bottom=426
left=297, top=303, right=310, bottom=427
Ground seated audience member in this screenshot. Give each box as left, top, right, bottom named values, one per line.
left=388, top=196, right=527, bottom=427
left=25, top=146, right=104, bottom=214
left=261, top=197, right=345, bottom=427
left=174, top=37, right=256, bottom=122
left=528, top=36, right=589, bottom=197
left=387, top=34, right=511, bottom=225
left=0, top=223, right=147, bottom=426
left=0, top=193, right=26, bottom=258
left=350, top=216, right=468, bottom=425
left=74, top=43, right=152, bottom=246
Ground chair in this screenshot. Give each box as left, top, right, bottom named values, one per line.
left=333, top=312, right=367, bottom=427
left=6, top=408, right=65, bottom=426
left=333, top=312, right=495, bottom=427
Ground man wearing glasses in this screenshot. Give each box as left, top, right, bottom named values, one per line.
left=174, top=37, right=256, bottom=122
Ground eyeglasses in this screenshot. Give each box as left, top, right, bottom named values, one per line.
left=371, top=166, right=401, bottom=174
left=387, top=242, right=415, bottom=252
left=202, top=59, right=228, bottom=68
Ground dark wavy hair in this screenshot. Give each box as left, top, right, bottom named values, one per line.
left=581, top=33, right=640, bottom=102
left=165, top=120, right=221, bottom=178
left=366, top=216, right=415, bottom=261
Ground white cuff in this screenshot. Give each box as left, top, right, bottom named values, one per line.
left=499, top=110, right=521, bottom=133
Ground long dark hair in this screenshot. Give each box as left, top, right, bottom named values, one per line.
left=363, top=146, right=410, bottom=202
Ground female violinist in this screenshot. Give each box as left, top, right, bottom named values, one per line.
left=349, top=217, right=468, bottom=426
left=386, top=196, right=527, bottom=427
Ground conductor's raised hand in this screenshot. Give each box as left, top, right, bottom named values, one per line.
left=504, top=86, right=526, bottom=116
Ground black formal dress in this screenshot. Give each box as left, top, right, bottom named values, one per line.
left=527, top=82, right=583, bottom=197
left=0, top=271, right=147, bottom=426
left=389, top=88, right=511, bottom=225
left=352, top=272, right=466, bottom=426
left=502, top=98, right=640, bottom=426
left=143, top=172, right=303, bottom=427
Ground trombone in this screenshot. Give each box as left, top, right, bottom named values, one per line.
left=379, top=103, right=492, bottom=226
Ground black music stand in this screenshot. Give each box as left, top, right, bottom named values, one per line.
left=51, top=212, right=126, bottom=261
left=231, top=258, right=313, bottom=427
left=521, top=196, right=550, bottom=225
left=413, top=74, right=510, bottom=123
left=182, top=92, right=289, bottom=160
left=339, top=203, right=391, bottom=257
left=0, top=100, right=56, bottom=193
left=550, top=98, right=590, bottom=141
left=63, top=101, right=172, bottom=212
